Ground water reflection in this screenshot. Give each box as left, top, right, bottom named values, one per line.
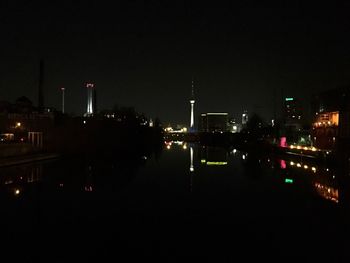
left=190, top=145, right=194, bottom=192
left=165, top=141, right=346, bottom=206
left=0, top=163, right=43, bottom=196
left=274, top=156, right=339, bottom=203
left=190, top=146, right=194, bottom=172
left=84, top=165, right=94, bottom=192
left=199, top=146, right=228, bottom=166
left=0, top=142, right=350, bottom=260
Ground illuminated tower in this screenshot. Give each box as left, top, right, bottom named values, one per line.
left=85, top=83, right=95, bottom=116
left=190, top=79, right=195, bottom=132
left=61, top=87, right=65, bottom=113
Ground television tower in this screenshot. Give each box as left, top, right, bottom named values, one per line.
left=190, top=79, right=195, bottom=132
left=85, top=83, right=95, bottom=116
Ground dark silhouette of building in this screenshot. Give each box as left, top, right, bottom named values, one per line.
left=283, top=97, right=303, bottom=129
left=200, top=113, right=228, bottom=132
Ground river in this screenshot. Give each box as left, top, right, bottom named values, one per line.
left=0, top=141, right=349, bottom=261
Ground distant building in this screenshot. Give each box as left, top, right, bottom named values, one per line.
left=200, top=113, right=228, bottom=132
left=284, top=97, right=303, bottom=130
left=0, top=97, right=55, bottom=142
left=228, top=118, right=242, bottom=133
left=242, top=110, right=248, bottom=126
left=311, top=87, right=350, bottom=150
left=312, top=111, right=338, bottom=150
left=280, top=97, right=310, bottom=145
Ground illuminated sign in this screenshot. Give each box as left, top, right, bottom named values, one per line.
left=206, top=162, right=228, bottom=166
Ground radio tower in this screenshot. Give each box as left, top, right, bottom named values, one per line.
left=190, top=79, right=195, bottom=132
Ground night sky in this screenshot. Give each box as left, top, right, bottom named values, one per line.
left=0, top=1, right=348, bottom=125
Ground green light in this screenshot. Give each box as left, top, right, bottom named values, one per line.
left=201, top=159, right=206, bottom=164
left=285, top=178, right=294, bottom=184
left=285, top=98, right=294, bottom=101
left=206, top=162, right=228, bottom=166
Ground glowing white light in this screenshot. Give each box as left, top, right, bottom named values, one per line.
left=190, top=101, right=195, bottom=129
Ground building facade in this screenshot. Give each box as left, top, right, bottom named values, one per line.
left=311, top=87, right=350, bottom=150
left=200, top=113, right=228, bottom=132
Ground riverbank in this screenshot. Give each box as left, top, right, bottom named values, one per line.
left=0, top=153, right=60, bottom=167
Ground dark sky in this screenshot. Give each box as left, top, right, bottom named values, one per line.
left=0, top=1, right=348, bottom=125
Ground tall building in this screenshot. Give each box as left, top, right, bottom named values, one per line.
left=189, top=79, right=195, bottom=132
left=282, top=97, right=307, bottom=145
left=284, top=97, right=303, bottom=126
left=85, top=83, right=95, bottom=116
left=200, top=113, right=228, bottom=132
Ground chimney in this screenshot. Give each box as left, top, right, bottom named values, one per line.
left=38, top=59, right=44, bottom=108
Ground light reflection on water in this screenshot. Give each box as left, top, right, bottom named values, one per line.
left=0, top=143, right=344, bottom=205
left=0, top=142, right=349, bottom=260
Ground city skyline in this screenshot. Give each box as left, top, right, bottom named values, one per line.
left=0, top=1, right=348, bottom=124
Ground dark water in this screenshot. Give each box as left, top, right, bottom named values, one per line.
left=1, top=142, right=350, bottom=262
